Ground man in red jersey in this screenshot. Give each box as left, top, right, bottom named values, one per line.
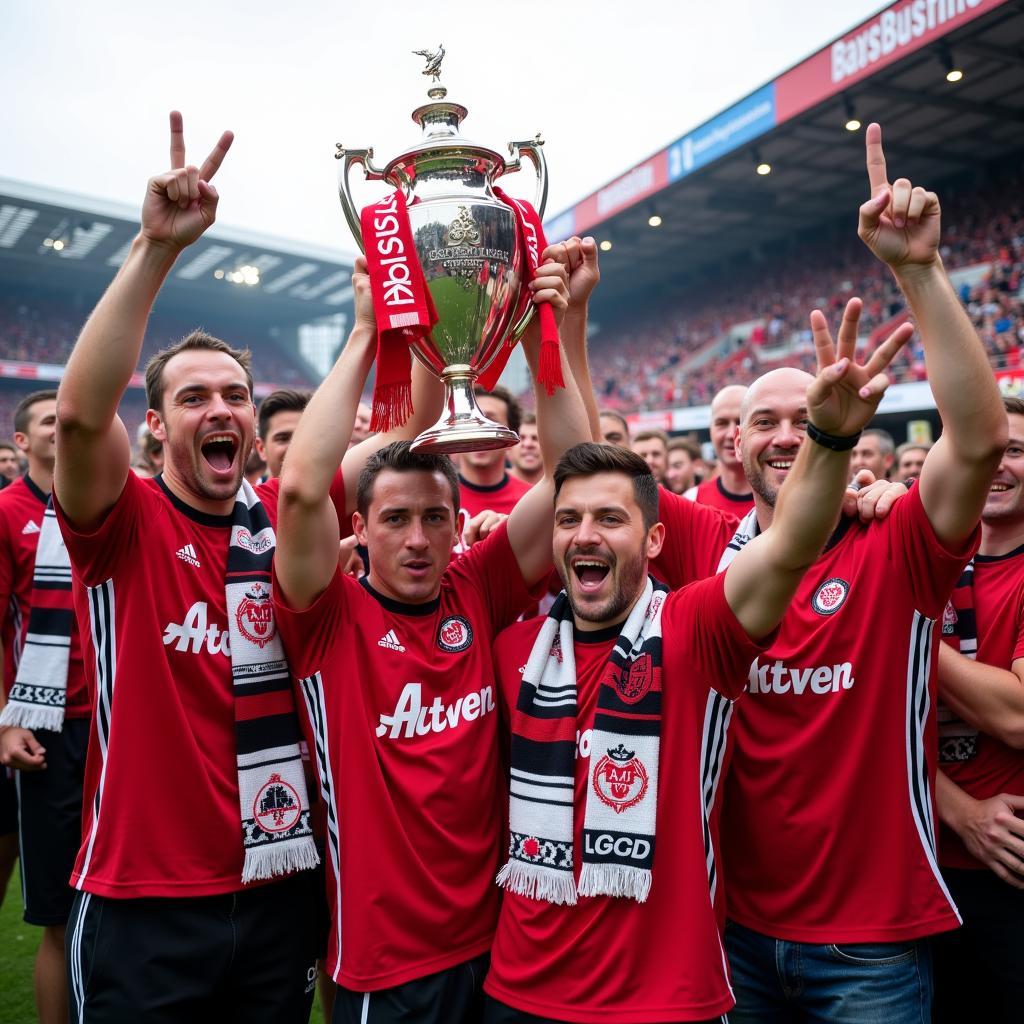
left=720, top=124, right=1007, bottom=1023
left=273, top=243, right=585, bottom=1023
left=50, top=112, right=441, bottom=1023
left=483, top=307, right=909, bottom=1024
left=930, top=395, right=1024, bottom=1020
left=685, top=385, right=754, bottom=516
left=0, top=390, right=88, bottom=1024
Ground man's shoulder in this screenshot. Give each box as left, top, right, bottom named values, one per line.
left=495, top=615, right=544, bottom=655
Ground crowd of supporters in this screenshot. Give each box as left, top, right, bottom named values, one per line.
left=574, top=167, right=1024, bottom=412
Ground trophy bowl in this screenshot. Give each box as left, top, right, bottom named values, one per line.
left=335, top=47, right=547, bottom=454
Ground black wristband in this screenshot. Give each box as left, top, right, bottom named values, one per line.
left=806, top=422, right=862, bottom=452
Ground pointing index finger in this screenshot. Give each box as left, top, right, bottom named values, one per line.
left=170, top=110, right=186, bottom=170
left=199, top=130, right=234, bottom=183
left=865, top=122, right=889, bottom=196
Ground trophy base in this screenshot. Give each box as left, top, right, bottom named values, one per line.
left=409, top=368, right=520, bottom=455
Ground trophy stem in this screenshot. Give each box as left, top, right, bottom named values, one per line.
left=409, top=365, right=519, bottom=455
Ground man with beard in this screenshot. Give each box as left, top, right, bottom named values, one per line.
left=930, top=395, right=1024, bottom=1020
left=720, top=125, right=1007, bottom=1023
left=685, top=385, right=753, bottom=516
left=272, top=244, right=585, bottom=1022
left=483, top=305, right=908, bottom=1023
left=50, top=112, right=439, bottom=1022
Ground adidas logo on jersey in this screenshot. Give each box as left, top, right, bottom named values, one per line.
left=377, top=630, right=406, bottom=653
left=21, top=520, right=40, bottom=535
left=748, top=658, right=855, bottom=696
left=176, top=543, right=201, bottom=567
left=375, top=681, right=495, bottom=739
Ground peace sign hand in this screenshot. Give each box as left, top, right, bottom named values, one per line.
left=805, top=297, right=914, bottom=438
left=858, top=122, right=941, bottom=272
left=141, top=111, right=234, bottom=251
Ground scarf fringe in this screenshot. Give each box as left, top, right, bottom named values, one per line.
left=370, top=381, right=414, bottom=434
left=496, top=860, right=578, bottom=906
left=241, top=836, right=320, bottom=884
left=538, top=338, right=564, bottom=397
left=578, top=863, right=652, bottom=904
left=0, top=702, right=64, bottom=733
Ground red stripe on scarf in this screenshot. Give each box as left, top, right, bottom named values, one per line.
left=360, top=191, right=438, bottom=432
left=236, top=690, right=297, bottom=722
left=481, top=189, right=563, bottom=396
left=510, top=708, right=577, bottom=745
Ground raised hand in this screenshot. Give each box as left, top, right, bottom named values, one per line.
left=806, top=297, right=914, bottom=438
left=551, top=236, right=600, bottom=311
left=351, top=255, right=377, bottom=333
left=141, top=111, right=234, bottom=251
left=858, top=122, right=941, bottom=271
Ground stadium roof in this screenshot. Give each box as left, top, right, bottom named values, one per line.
left=0, top=177, right=354, bottom=324
left=545, top=0, right=1024, bottom=317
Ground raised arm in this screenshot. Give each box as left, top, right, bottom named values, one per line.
left=938, top=642, right=1024, bottom=749
left=55, top=112, right=233, bottom=527
left=858, top=123, right=1006, bottom=545
left=277, top=261, right=377, bottom=608
left=726, top=301, right=912, bottom=638
left=506, top=257, right=592, bottom=585
left=557, top=236, right=602, bottom=442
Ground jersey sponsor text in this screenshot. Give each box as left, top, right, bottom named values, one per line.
left=375, top=681, right=495, bottom=739
left=747, top=658, right=855, bottom=695
left=162, top=601, right=231, bottom=657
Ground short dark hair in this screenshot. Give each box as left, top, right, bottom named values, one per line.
left=553, top=442, right=659, bottom=530
left=632, top=429, right=669, bottom=449
left=144, top=330, right=254, bottom=413
left=668, top=436, right=701, bottom=460
left=474, top=384, right=521, bottom=435
left=356, top=440, right=460, bottom=518
left=1004, top=396, right=1024, bottom=418
left=0, top=441, right=16, bottom=454
left=14, top=390, right=58, bottom=435
left=258, top=389, right=310, bottom=439
left=862, top=428, right=895, bottom=457
left=520, top=411, right=537, bottom=427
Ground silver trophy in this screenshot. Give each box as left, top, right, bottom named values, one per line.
left=336, top=46, right=547, bottom=453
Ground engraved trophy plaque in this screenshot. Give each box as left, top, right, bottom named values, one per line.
left=336, top=46, right=548, bottom=453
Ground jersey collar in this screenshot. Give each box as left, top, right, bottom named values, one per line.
left=155, top=474, right=235, bottom=528
left=976, top=540, right=1024, bottom=563
left=22, top=473, right=49, bottom=505
left=359, top=576, right=440, bottom=617
left=458, top=472, right=510, bottom=494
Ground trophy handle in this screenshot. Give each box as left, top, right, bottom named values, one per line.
left=334, top=145, right=387, bottom=254
left=503, top=134, right=548, bottom=221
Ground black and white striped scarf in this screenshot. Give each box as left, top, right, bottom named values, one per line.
left=228, top=480, right=319, bottom=882
left=0, top=499, right=73, bottom=732
left=497, top=577, right=668, bottom=905
left=938, top=559, right=978, bottom=763
left=717, top=508, right=760, bottom=572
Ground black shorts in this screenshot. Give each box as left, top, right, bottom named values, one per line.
left=335, top=953, right=489, bottom=1024
left=0, top=766, right=17, bottom=837
left=66, top=869, right=320, bottom=1024
left=17, top=718, right=89, bottom=925
left=483, top=996, right=728, bottom=1024
left=932, top=865, right=1024, bottom=1022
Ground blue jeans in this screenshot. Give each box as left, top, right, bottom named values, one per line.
left=724, top=920, right=932, bottom=1024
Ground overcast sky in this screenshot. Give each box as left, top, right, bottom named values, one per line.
left=2, top=0, right=887, bottom=256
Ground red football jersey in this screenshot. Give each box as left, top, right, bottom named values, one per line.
left=650, top=485, right=739, bottom=588
left=721, top=486, right=977, bottom=943
left=689, top=477, right=755, bottom=518
left=0, top=475, right=88, bottom=715
left=274, top=526, right=540, bottom=992
left=458, top=471, right=532, bottom=519
left=486, top=574, right=771, bottom=1023
left=939, top=544, right=1024, bottom=869
left=54, top=471, right=331, bottom=899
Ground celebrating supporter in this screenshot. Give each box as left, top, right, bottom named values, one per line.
left=273, top=245, right=588, bottom=1023
left=255, top=388, right=311, bottom=479
left=895, top=439, right=932, bottom=482
left=630, top=429, right=668, bottom=483
left=509, top=412, right=543, bottom=486
left=599, top=408, right=630, bottom=447
left=720, top=124, right=1007, bottom=1023
left=850, top=426, right=895, bottom=481
left=684, top=384, right=753, bottom=515
left=457, top=385, right=532, bottom=518
left=483, top=305, right=909, bottom=1023
left=931, top=395, right=1024, bottom=1020
left=664, top=436, right=699, bottom=494
left=51, top=112, right=334, bottom=1023
left=0, top=390, right=87, bottom=1024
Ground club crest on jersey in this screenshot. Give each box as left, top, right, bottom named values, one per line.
left=437, top=616, right=473, bottom=653
left=614, top=654, right=653, bottom=705
left=592, top=743, right=648, bottom=814
left=253, top=773, right=300, bottom=833
left=236, top=582, right=276, bottom=648
left=812, top=577, right=850, bottom=616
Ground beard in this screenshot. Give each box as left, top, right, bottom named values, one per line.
left=561, top=543, right=649, bottom=626
left=164, top=428, right=246, bottom=502
left=743, top=453, right=779, bottom=508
